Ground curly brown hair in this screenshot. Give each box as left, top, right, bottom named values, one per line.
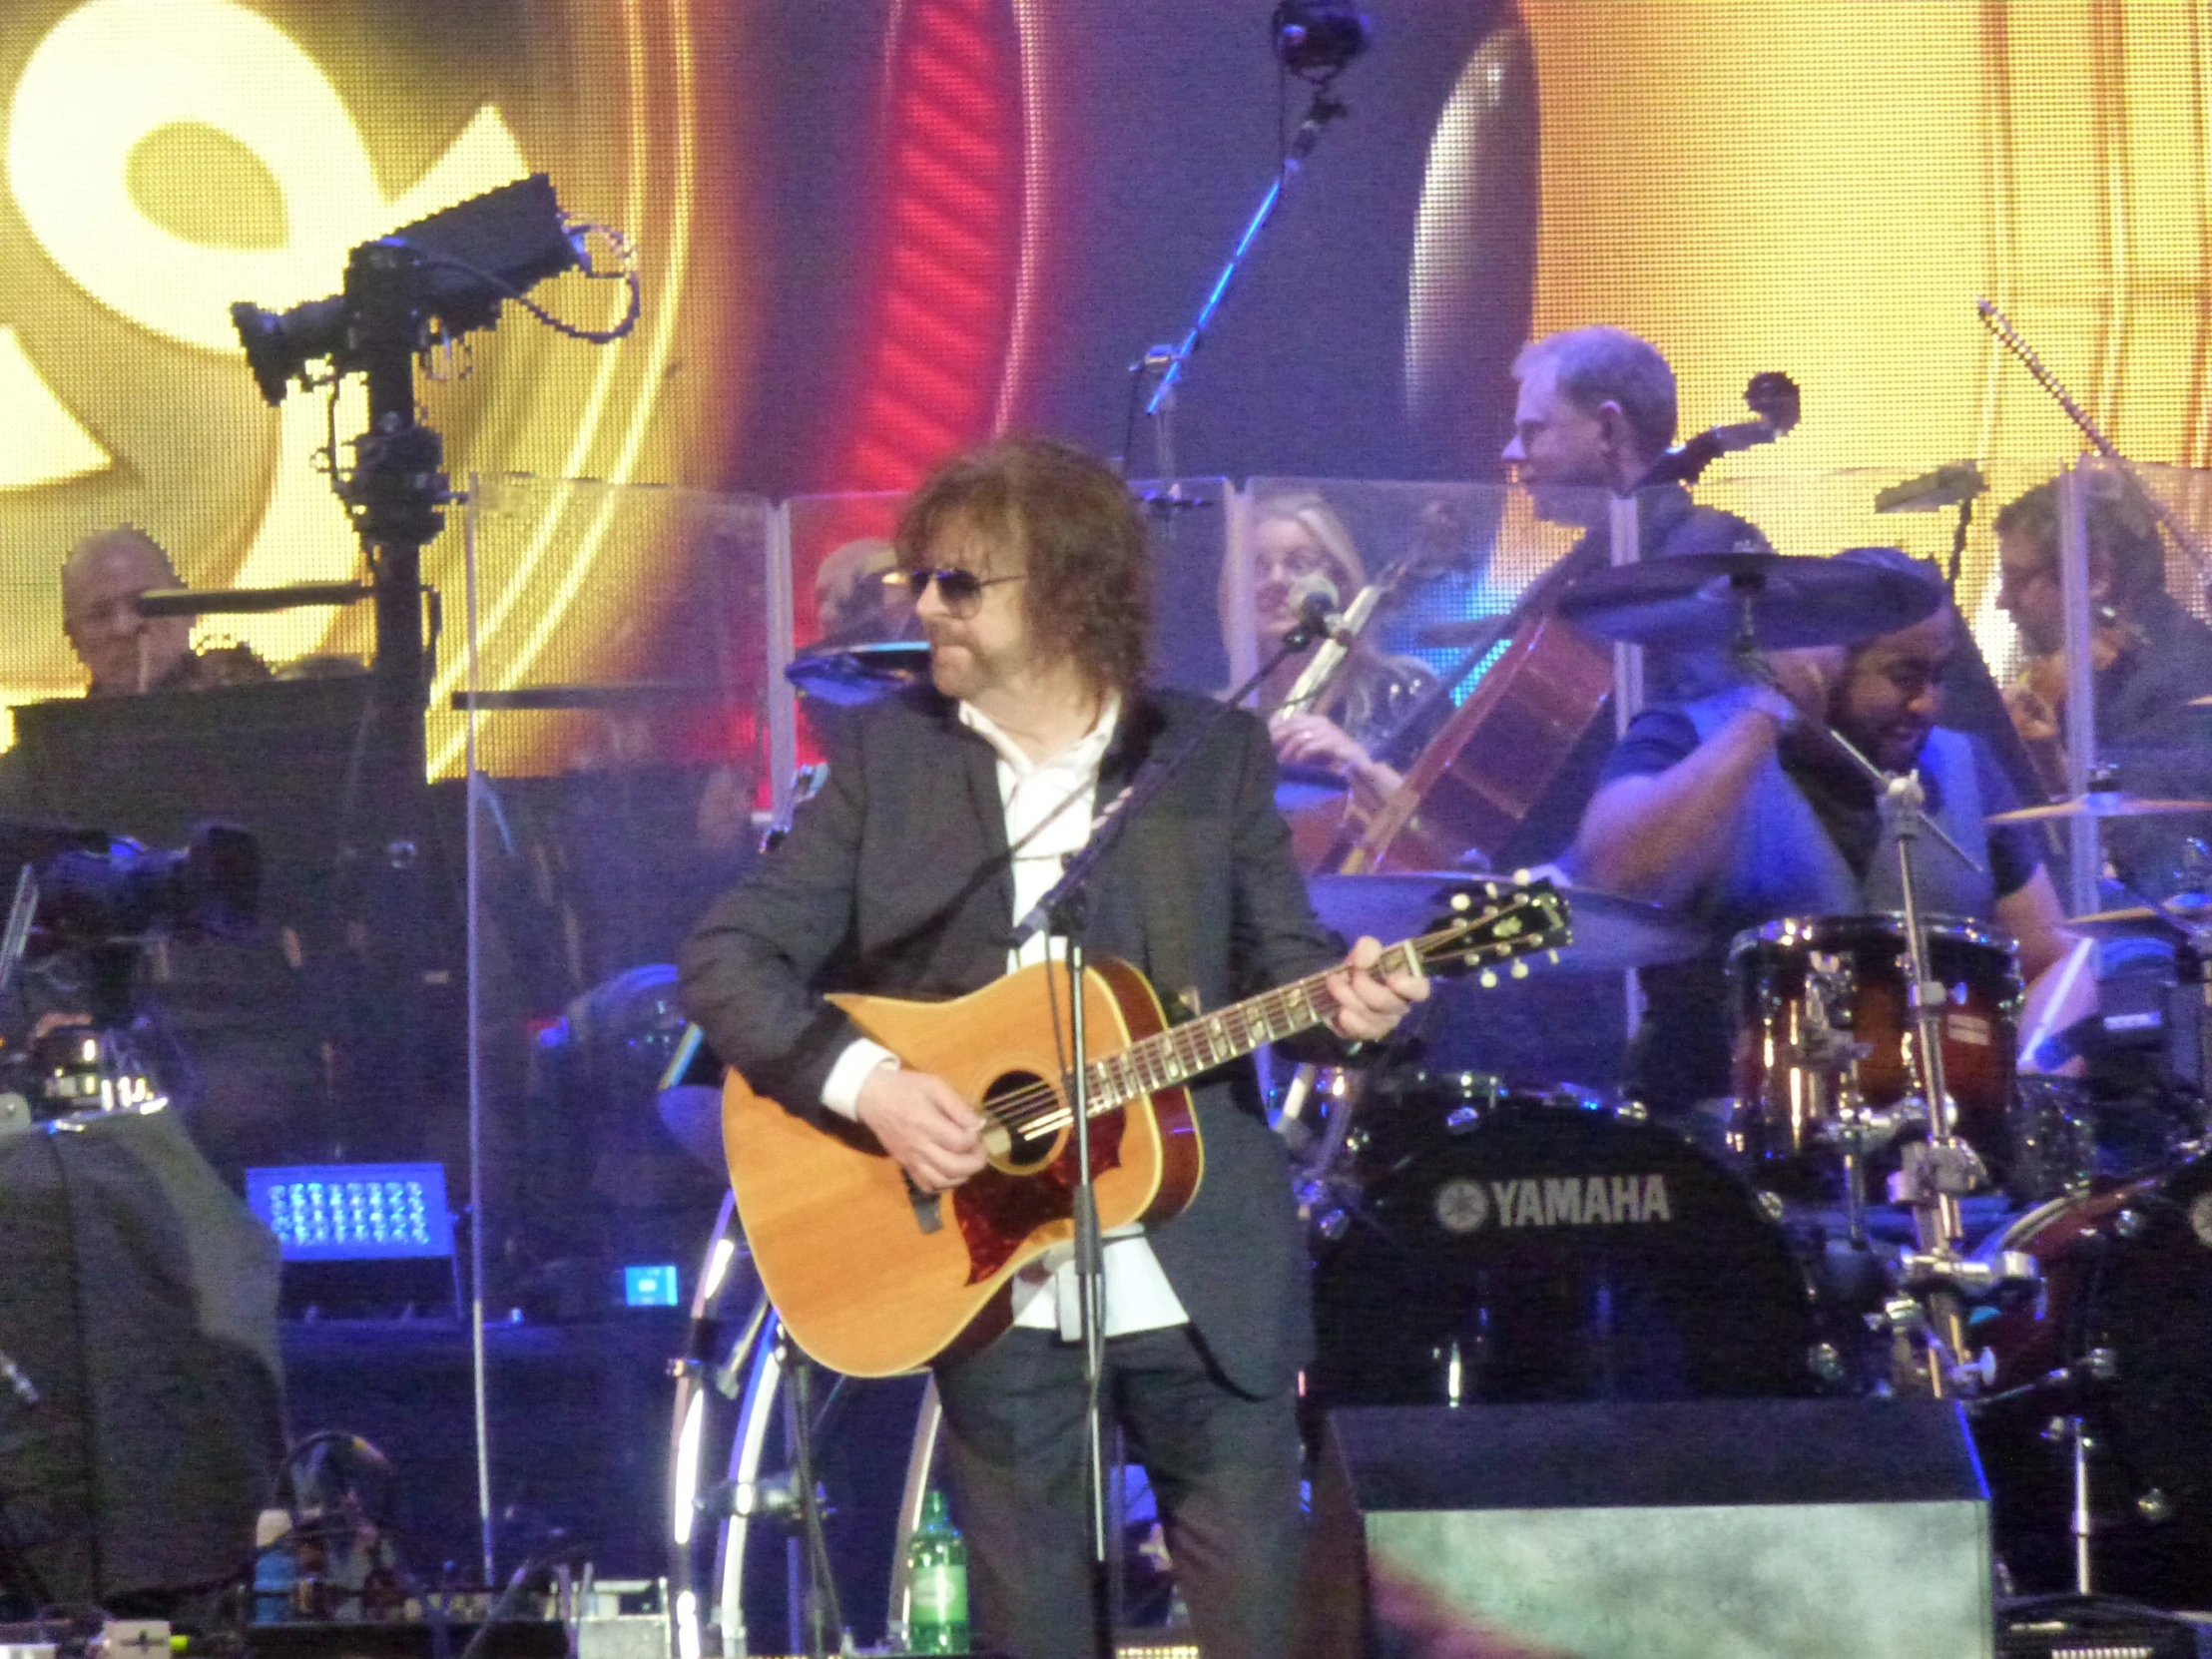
left=893, top=436, right=1151, bottom=698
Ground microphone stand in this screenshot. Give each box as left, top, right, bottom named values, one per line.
left=1123, top=81, right=1351, bottom=496
left=1006, top=603, right=1335, bottom=1659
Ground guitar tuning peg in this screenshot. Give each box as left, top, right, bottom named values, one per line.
left=1450, top=892, right=1470, bottom=912
left=1479, top=969, right=1498, bottom=988
left=1510, top=960, right=1529, bottom=979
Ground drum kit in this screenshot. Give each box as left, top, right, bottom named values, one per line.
left=1290, top=549, right=2212, bottom=1605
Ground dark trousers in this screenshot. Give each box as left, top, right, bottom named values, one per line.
left=933, top=1326, right=1304, bottom=1659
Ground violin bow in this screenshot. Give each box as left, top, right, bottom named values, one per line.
left=1976, top=296, right=2212, bottom=574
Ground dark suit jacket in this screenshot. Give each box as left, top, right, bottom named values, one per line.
left=678, top=685, right=1345, bottom=1396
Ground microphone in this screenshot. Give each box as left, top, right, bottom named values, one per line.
left=1286, top=574, right=1351, bottom=646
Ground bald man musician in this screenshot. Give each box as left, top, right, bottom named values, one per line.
left=60, top=525, right=268, bottom=696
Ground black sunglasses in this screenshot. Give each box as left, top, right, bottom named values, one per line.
left=895, top=567, right=1025, bottom=616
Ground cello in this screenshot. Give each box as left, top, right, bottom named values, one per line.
left=1329, top=371, right=1802, bottom=873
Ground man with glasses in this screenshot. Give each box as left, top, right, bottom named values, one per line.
left=680, top=435, right=1425, bottom=1659
left=1569, top=545, right=2071, bottom=1117
left=1994, top=471, right=2212, bottom=791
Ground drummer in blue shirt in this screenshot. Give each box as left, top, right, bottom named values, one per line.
left=1572, top=545, right=2072, bottom=1117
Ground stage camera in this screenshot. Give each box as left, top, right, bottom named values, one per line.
left=232, top=173, right=582, bottom=406
left=1273, top=1, right=1374, bottom=78
left=30, top=823, right=261, bottom=946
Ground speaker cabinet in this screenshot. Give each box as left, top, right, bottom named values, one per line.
left=1300, top=1398, right=1992, bottom=1659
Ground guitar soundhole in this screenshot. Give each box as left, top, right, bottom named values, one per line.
left=982, top=1070, right=1062, bottom=1174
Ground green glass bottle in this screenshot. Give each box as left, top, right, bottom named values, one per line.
left=905, top=1487, right=969, bottom=1655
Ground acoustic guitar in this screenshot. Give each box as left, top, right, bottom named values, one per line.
left=722, top=877, right=1570, bottom=1377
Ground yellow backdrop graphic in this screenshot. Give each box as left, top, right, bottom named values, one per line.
left=0, top=0, right=751, bottom=771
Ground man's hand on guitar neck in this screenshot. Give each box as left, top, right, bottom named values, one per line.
left=854, top=1065, right=990, bottom=1193
left=1325, top=934, right=1428, bottom=1042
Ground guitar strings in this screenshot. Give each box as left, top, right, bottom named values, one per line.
left=973, top=923, right=1507, bottom=1139
left=977, top=967, right=1353, bottom=1138
left=962, top=897, right=1558, bottom=1142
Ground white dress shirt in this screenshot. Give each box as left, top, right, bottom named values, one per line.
left=818, top=695, right=1190, bottom=1341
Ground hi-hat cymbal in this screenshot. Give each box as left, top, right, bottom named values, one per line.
left=1306, top=872, right=1703, bottom=973
left=1555, top=552, right=1941, bottom=651
left=785, top=639, right=932, bottom=705
left=1988, top=792, right=2212, bottom=825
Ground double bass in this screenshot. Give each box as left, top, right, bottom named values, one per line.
left=1326, top=372, right=1802, bottom=873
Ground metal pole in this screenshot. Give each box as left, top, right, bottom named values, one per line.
left=1060, top=930, right=1115, bottom=1659
left=1608, top=492, right=1647, bottom=1038
left=2070, top=1414, right=2094, bottom=1594
left=765, top=503, right=798, bottom=830
left=2056, top=461, right=2102, bottom=915
left=462, top=476, right=495, bottom=1589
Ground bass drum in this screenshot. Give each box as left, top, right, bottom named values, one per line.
left=1311, top=1101, right=1830, bottom=1408
left=1972, top=1151, right=2212, bottom=1606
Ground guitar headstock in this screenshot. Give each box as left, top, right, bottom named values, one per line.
left=1406, top=876, right=1573, bottom=985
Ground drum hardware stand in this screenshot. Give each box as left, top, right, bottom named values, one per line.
left=2066, top=1414, right=2096, bottom=1594
left=1290, top=1068, right=1364, bottom=1235
left=1975, top=1348, right=2122, bottom=1595
left=2102, top=871, right=2212, bottom=1094
left=1826, top=1112, right=1894, bottom=1250
left=1742, top=625, right=2037, bottom=1393
left=1790, top=962, right=1893, bottom=1247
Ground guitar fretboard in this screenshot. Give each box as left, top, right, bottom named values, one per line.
left=1082, top=938, right=1423, bottom=1111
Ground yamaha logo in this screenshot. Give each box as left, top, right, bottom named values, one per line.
left=1433, top=1179, right=1490, bottom=1233
left=1435, top=1173, right=1675, bottom=1232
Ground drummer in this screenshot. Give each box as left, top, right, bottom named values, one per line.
left=1570, top=545, right=2072, bottom=1116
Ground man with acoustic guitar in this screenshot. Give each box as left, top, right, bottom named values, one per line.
left=679, top=435, right=1426, bottom=1659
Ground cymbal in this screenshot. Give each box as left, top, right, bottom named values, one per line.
left=2062, top=901, right=2212, bottom=943
left=1306, top=872, right=1704, bottom=973
left=1555, top=552, right=1942, bottom=651
left=785, top=639, right=932, bottom=706
left=1988, top=792, right=2212, bottom=825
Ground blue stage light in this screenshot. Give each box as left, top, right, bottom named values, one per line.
left=623, top=1264, right=680, bottom=1308
left=245, top=1163, right=454, bottom=1261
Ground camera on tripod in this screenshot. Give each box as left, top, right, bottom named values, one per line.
left=0, top=822, right=261, bottom=1131
left=24, top=823, right=260, bottom=949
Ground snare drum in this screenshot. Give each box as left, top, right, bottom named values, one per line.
left=1311, top=1100, right=1827, bottom=1409
left=1728, top=914, right=2021, bottom=1165
left=1970, top=1151, right=2212, bottom=1605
